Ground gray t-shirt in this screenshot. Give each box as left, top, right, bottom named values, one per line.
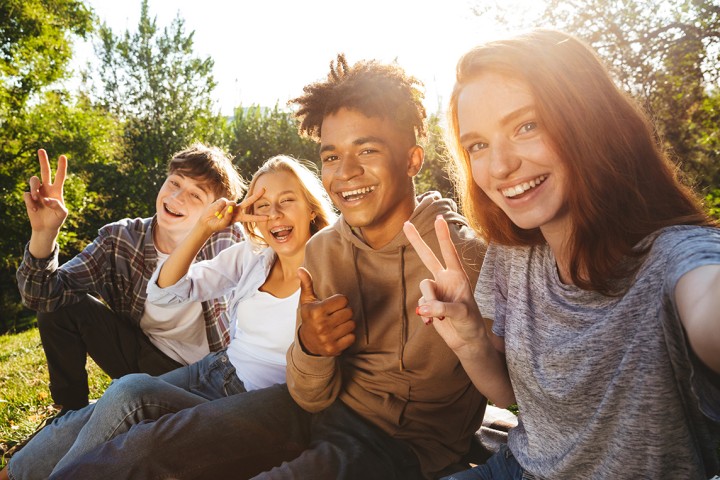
left=476, top=226, right=720, bottom=479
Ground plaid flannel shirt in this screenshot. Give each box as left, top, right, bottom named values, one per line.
left=17, top=216, right=243, bottom=351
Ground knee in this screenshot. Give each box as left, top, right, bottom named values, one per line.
left=103, top=374, right=162, bottom=404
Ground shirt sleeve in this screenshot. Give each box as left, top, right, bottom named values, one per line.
left=147, top=241, right=253, bottom=305
left=16, top=227, right=115, bottom=312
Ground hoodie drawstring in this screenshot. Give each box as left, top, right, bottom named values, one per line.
left=398, top=245, right=407, bottom=371
left=351, top=245, right=369, bottom=345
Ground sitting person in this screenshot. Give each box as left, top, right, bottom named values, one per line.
left=17, top=144, right=245, bottom=414
left=44, top=54, right=488, bottom=480
left=405, top=29, right=720, bottom=479
left=1, top=155, right=335, bottom=480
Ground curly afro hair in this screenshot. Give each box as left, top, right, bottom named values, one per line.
left=289, top=54, right=426, bottom=143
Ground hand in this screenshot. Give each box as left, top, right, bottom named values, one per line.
left=297, top=267, right=356, bottom=357
left=403, top=216, right=485, bottom=352
left=23, top=149, right=69, bottom=235
left=194, top=188, right=268, bottom=236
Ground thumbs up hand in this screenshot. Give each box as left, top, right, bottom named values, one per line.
left=297, top=267, right=356, bottom=357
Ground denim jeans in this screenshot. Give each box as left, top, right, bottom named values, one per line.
left=7, top=350, right=244, bottom=480
left=48, top=384, right=422, bottom=480
left=442, top=444, right=531, bottom=480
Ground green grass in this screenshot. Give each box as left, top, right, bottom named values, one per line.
left=0, top=327, right=111, bottom=468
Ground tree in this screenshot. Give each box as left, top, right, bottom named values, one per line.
left=229, top=104, right=319, bottom=181
left=416, top=112, right=454, bottom=199
left=0, top=0, right=99, bottom=332
left=477, top=0, right=720, bottom=191
left=88, top=0, right=227, bottom=217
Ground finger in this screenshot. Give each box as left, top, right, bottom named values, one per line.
left=54, top=155, right=68, bottom=188
left=403, top=221, right=444, bottom=276
left=298, top=267, right=318, bottom=305
left=417, top=279, right=442, bottom=324
left=23, top=192, right=39, bottom=213
left=38, top=149, right=51, bottom=185
left=28, top=176, right=41, bottom=201
left=239, top=187, right=266, bottom=211
left=42, top=197, right=67, bottom=212
left=434, top=215, right=464, bottom=271
left=332, top=332, right=356, bottom=354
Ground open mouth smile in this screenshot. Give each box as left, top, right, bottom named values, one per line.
left=339, top=186, right=376, bottom=201
left=501, top=175, right=548, bottom=198
left=270, top=226, right=293, bottom=241
left=164, top=204, right=184, bottom=217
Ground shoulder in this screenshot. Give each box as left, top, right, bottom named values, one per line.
left=94, top=217, right=150, bottom=247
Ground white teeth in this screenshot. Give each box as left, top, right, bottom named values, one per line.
left=165, top=204, right=182, bottom=216
left=340, top=186, right=375, bottom=199
left=502, top=175, right=548, bottom=198
left=270, top=226, right=292, bottom=234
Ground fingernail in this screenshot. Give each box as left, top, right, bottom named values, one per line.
left=215, top=211, right=221, bottom=218
left=424, top=318, right=433, bottom=325
left=217, top=214, right=223, bottom=220
left=437, top=316, right=445, bottom=321
left=227, top=205, right=233, bottom=214
left=417, top=305, right=430, bottom=316
left=415, top=306, right=422, bottom=316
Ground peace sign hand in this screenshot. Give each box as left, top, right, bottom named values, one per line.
left=403, top=215, right=486, bottom=352
left=193, top=188, right=269, bottom=237
left=23, top=149, right=69, bottom=235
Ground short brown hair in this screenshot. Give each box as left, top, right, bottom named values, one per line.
left=168, top=143, right=246, bottom=201
left=289, top=54, right=427, bottom=144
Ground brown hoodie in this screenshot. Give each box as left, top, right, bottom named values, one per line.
left=287, top=192, right=488, bottom=478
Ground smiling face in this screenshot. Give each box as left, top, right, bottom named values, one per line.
left=251, top=170, right=315, bottom=260
left=319, top=108, right=422, bottom=249
left=457, top=72, right=571, bottom=246
left=155, top=173, right=215, bottom=238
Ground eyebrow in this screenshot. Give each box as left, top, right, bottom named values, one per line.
left=319, top=136, right=388, bottom=153
left=459, top=105, right=535, bottom=144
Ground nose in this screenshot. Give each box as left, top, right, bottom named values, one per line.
left=334, top=154, right=363, bottom=181
left=488, top=138, right=521, bottom=179
left=266, top=203, right=284, bottom=220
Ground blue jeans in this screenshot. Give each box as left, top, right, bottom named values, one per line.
left=7, top=350, right=244, bottom=480
left=48, top=384, right=422, bottom=480
left=442, top=444, right=530, bottom=480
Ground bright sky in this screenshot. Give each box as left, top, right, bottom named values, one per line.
left=71, top=0, right=536, bottom=115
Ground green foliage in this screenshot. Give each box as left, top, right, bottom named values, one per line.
left=230, top=104, right=320, bottom=180
left=416, top=112, right=455, bottom=199
left=0, top=0, right=92, bottom=115
left=705, top=188, right=720, bottom=220
left=0, top=328, right=111, bottom=466
left=88, top=0, right=227, bottom=216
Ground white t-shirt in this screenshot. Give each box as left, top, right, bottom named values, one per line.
left=227, top=288, right=300, bottom=391
left=140, top=251, right=209, bottom=365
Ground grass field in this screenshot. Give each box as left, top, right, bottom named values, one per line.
left=0, top=327, right=111, bottom=468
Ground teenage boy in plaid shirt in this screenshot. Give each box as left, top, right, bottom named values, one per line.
left=17, top=144, right=245, bottom=414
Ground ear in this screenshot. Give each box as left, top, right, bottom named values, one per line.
left=406, top=145, right=424, bottom=178
left=310, top=211, right=317, bottom=220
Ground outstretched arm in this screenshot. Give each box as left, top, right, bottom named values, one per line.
left=675, top=264, right=720, bottom=375
left=156, top=189, right=266, bottom=288
left=24, top=149, right=69, bottom=259
left=404, top=216, right=515, bottom=407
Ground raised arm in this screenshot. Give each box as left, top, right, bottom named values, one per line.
left=403, top=216, right=515, bottom=407
left=24, top=149, right=69, bottom=259
left=675, top=264, right=720, bottom=375
left=156, top=189, right=266, bottom=288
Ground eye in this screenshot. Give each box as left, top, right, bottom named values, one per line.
left=360, top=148, right=377, bottom=155
left=255, top=203, right=270, bottom=211
left=191, top=192, right=202, bottom=201
left=321, top=154, right=338, bottom=163
left=170, top=180, right=180, bottom=187
left=518, top=121, right=538, bottom=134
left=280, top=196, right=295, bottom=204
left=465, top=142, right=488, bottom=154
